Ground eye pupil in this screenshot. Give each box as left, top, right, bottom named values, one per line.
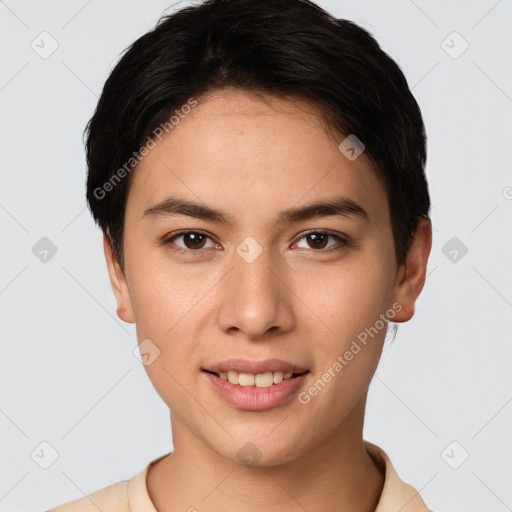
left=308, top=233, right=328, bottom=249
left=185, top=233, right=206, bottom=249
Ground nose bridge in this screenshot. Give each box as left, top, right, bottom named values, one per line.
left=216, top=236, right=293, bottom=338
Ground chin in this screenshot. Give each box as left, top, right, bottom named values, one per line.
left=209, top=429, right=307, bottom=468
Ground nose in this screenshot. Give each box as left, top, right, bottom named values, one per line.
left=215, top=241, right=295, bottom=340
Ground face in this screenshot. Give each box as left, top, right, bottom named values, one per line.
left=105, top=89, right=430, bottom=466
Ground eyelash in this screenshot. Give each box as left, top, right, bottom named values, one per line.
left=162, top=229, right=350, bottom=256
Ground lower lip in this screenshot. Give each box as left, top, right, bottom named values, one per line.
left=203, top=371, right=309, bottom=411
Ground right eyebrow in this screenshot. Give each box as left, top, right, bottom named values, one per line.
left=142, top=196, right=235, bottom=226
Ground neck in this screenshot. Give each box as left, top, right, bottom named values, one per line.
left=147, top=402, right=384, bottom=512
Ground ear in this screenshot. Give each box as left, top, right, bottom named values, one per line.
left=389, top=217, right=432, bottom=323
left=103, top=231, right=135, bottom=324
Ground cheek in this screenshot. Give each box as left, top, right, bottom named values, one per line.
left=126, top=242, right=201, bottom=335
left=129, top=270, right=204, bottom=413
left=309, top=258, right=392, bottom=340
left=125, top=255, right=207, bottom=385
left=299, top=248, right=392, bottom=408
left=299, top=274, right=387, bottom=425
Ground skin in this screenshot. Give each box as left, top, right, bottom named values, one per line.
left=104, top=88, right=432, bottom=512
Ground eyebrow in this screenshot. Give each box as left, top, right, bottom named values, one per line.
left=142, top=195, right=369, bottom=227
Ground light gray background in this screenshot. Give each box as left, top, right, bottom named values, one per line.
left=1, top=0, right=511, bottom=511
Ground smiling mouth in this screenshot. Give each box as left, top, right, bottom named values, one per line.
left=203, top=369, right=308, bottom=388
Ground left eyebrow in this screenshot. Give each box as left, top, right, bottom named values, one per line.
left=275, top=197, right=369, bottom=225
left=142, top=195, right=369, bottom=227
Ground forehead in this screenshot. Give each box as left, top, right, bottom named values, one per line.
left=126, top=90, right=388, bottom=228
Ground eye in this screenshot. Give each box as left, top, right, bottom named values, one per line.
left=163, top=229, right=350, bottom=255
left=164, top=230, right=219, bottom=253
left=293, top=231, right=349, bottom=253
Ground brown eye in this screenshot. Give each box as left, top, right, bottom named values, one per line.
left=165, top=231, right=217, bottom=252
left=306, top=232, right=329, bottom=249
left=294, top=231, right=348, bottom=253
left=182, top=232, right=207, bottom=249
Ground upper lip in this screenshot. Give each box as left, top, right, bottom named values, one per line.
left=203, top=358, right=309, bottom=374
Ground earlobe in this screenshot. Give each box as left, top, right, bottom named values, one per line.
left=102, top=232, right=136, bottom=324
left=390, top=217, right=432, bottom=323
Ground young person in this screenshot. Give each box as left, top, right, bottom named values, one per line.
left=49, top=0, right=433, bottom=510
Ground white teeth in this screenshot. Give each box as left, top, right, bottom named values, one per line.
left=273, top=371, right=284, bottom=384
left=227, top=371, right=239, bottom=385
left=216, top=370, right=299, bottom=387
left=255, top=372, right=274, bottom=387
left=238, top=373, right=255, bottom=386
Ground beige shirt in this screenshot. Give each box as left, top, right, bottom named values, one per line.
left=47, top=441, right=432, bottom=511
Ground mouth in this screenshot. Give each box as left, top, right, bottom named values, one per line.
left=202, top=369, right=308, bottom=388
left=202, top=359, right=310, bottom=411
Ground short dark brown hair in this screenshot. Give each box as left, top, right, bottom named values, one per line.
left=85, top=0, right=430, bottom=271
